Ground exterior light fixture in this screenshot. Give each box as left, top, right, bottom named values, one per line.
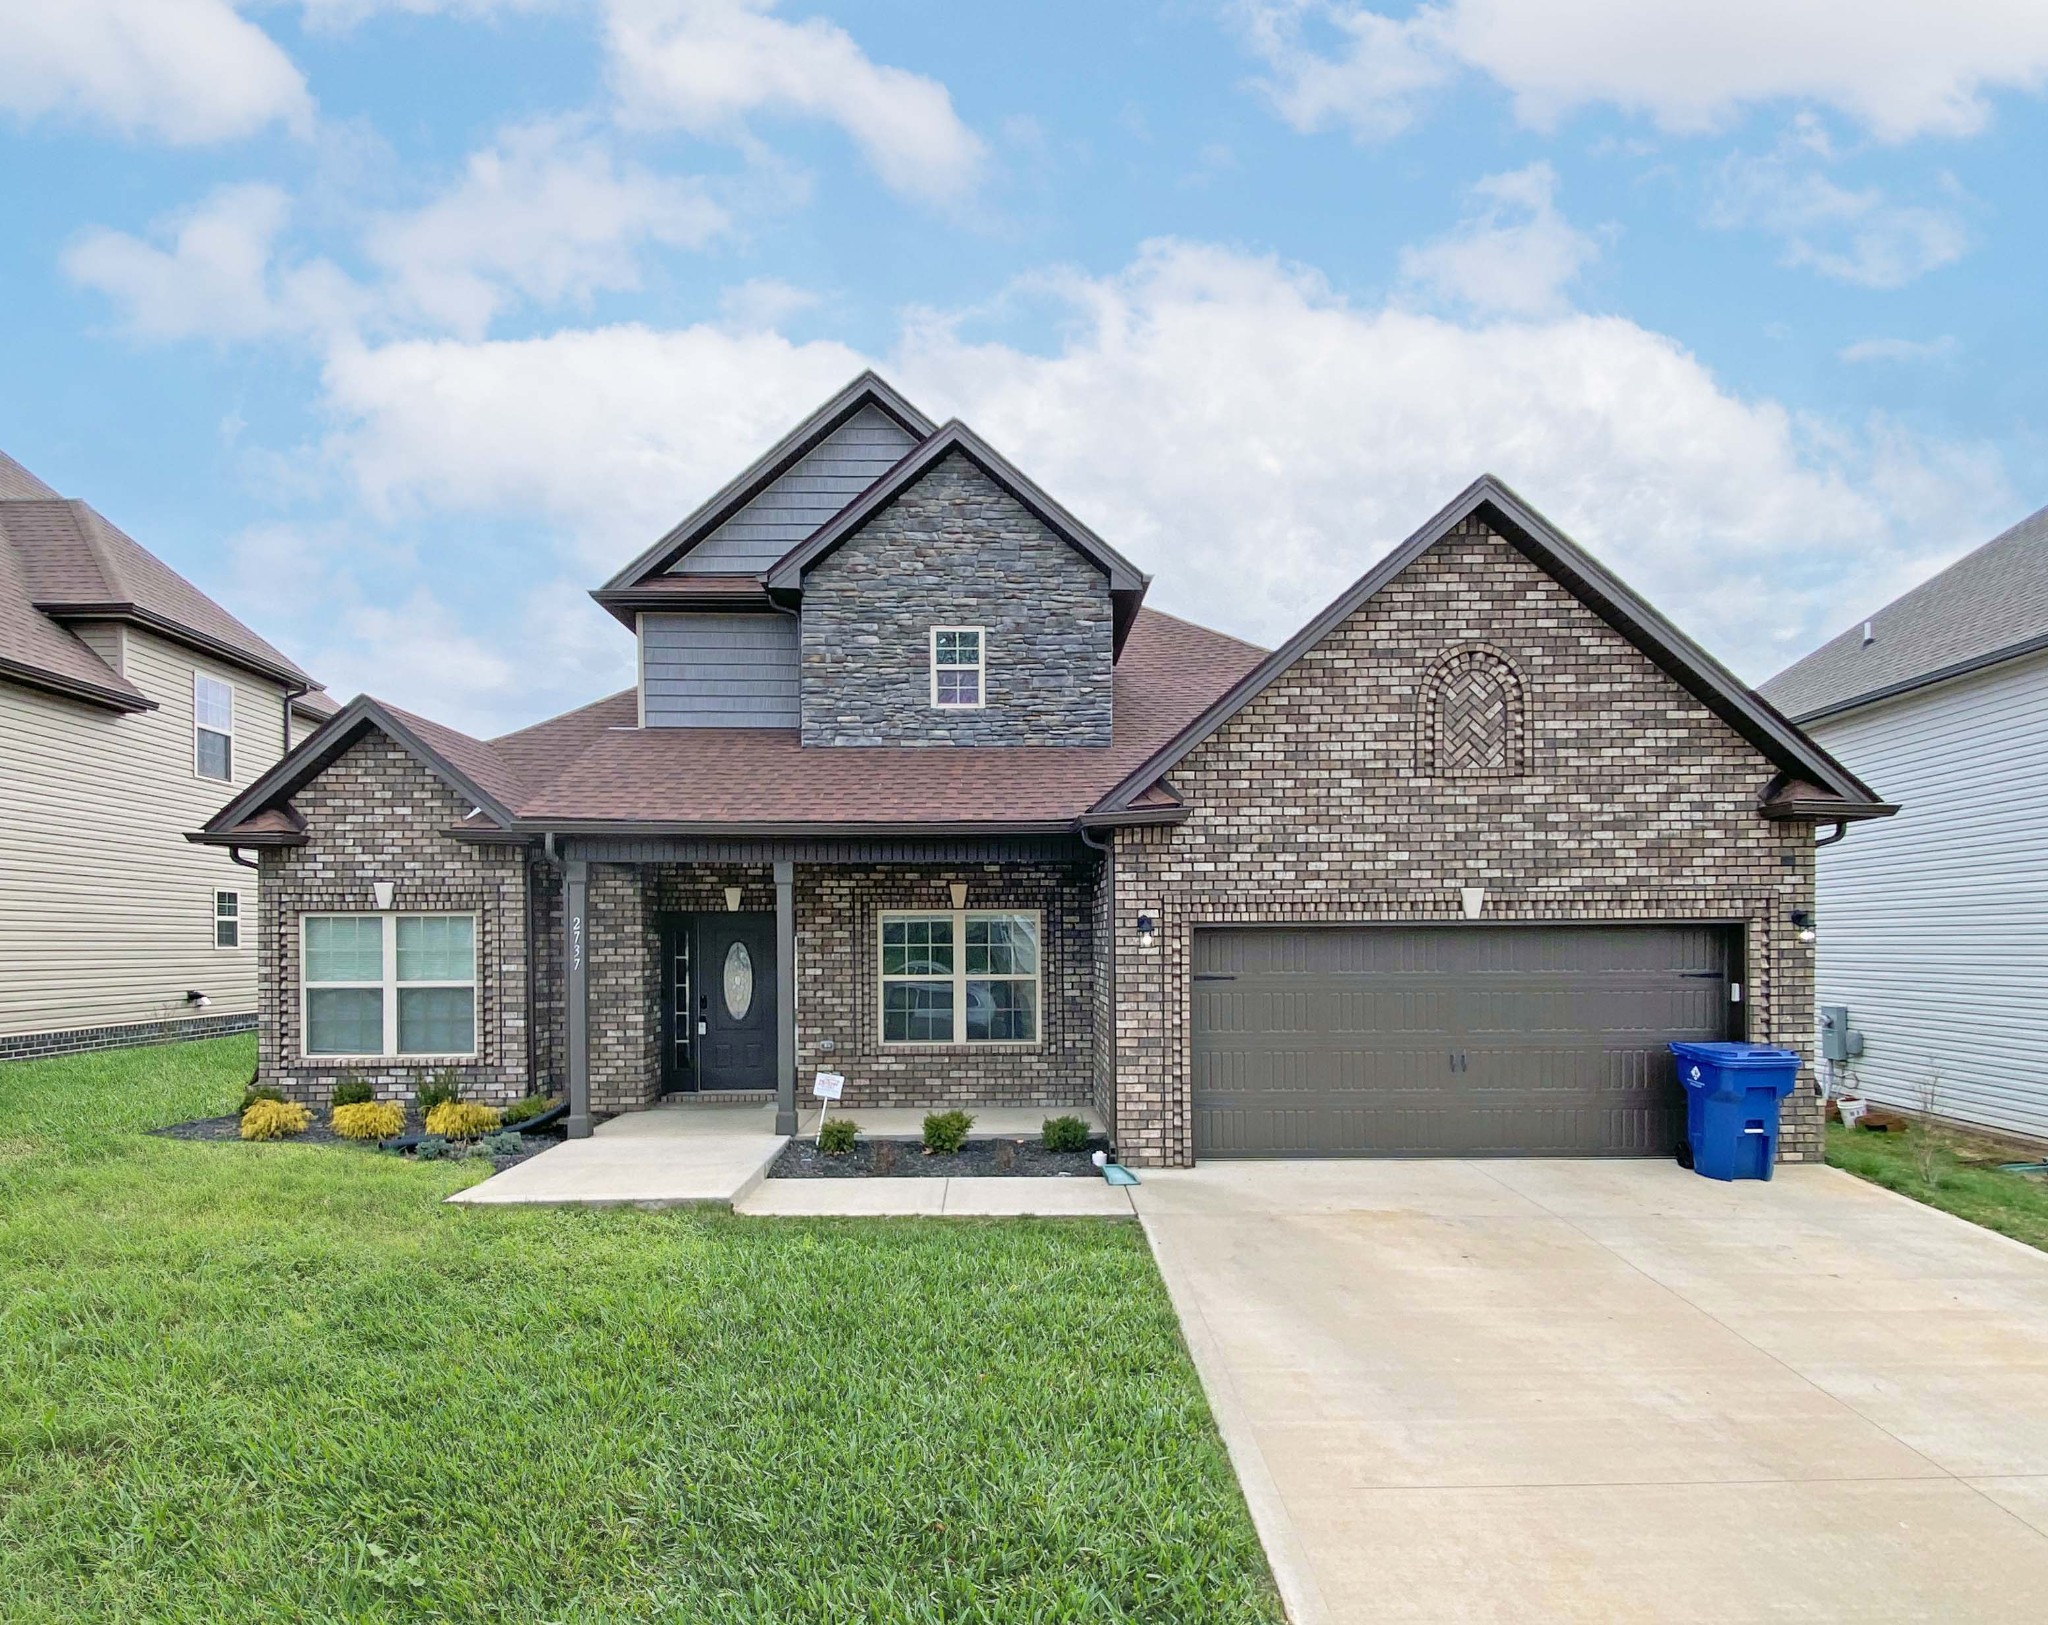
left=185, top=990, right=211, bottom=1008
left=724, top=886, right=744, bottom=913
left=1136, top=914, right=1157, bottom=949
left=1790, top=909, right=1816, bottom=943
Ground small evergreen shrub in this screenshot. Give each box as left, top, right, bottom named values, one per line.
left=414, top=1135, right=451, bottom=1161
left=818, top=1118, right=859, bottom=1156
left=331, top=1076, right=374, bottom=1108
left=480, top=1131, right=526, bottom=1157
left=1041, top=1115, right=1090, bottom=1153
left=501, top=1093, right=554, bottom=1127
left=240, top=1099, right=311, bottom=1140
left=331, top=1101, right=405, bottom=1141
left=425, top=1101, right=502, bottom=1140
left=417, top=1071, right=461, bottom=1112
left=239, top=1084, right=285, bottom=1115
left=922, top=1109, right=974, bottom=1156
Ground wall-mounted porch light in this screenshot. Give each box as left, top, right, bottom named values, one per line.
left=1136, top=914, right=1157, bottom=949
left=185, top=990, right=211, bottom=1008
left=1790, top=909, right=1816, bottom=943
left=724, top=886, right=744, bottom=913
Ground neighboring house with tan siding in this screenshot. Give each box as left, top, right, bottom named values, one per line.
left=0, top=449, right=327, bottom=1060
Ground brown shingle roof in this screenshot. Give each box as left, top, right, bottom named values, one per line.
left=0, top=517, right=150, bottom=708
left=489, top=608, right=1262, bottom=826
left=0, top=496, right=311, bottom=685
left=0, top=451, right=60, bottom=501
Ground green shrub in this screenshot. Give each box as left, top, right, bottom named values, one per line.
left=480, top=1131, right=526, bottom=1157
left=1042, top=1115, right=1090, bottom=1153
left=425, top=1101, right=502, bottom=1140
left=331, top=1076, right=374, bottom=1108
left=331, top=1101, right=404, bottom=1141
left=413, top=1135, right=450, bottom=1162
left=501, top=1093, right=554, bottom=1127
left=240, top=1099, right=311, bottom=1140
left=922, top=1110, right=974, bottom=1156
left=239, top=1084, right=285, bottom=1115
left=417, top=1071, right=461, bottom=1112
left=818, top=1118, right=859, bottom=1156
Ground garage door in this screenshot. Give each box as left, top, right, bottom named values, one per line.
left=1192, top=925, right=1740, bottom=1157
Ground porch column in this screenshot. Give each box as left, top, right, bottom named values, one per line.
left=774, top=859, right=797, bottom=1136
left=565, top=858, right=591, bottom=1139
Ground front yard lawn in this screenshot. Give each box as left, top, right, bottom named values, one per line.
left=0, top=1038, right=1280, bottom=1623
left=1828, top=1121, right=2048, bottom=1254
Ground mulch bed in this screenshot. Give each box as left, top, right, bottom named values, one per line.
left=153, top=1112, right=565, bottom=1173
left=771, top=1135, right=1111, bottom=1179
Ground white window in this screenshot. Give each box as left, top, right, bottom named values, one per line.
left=301, top=913, right=477, bottom=1058
left=879, top=910, right=1039, bottom=1045
left=214, top=890, right=241, bottom=949
left=930, top=627, right=984, bottom=708
left=194, top=674, right=234, bottom=781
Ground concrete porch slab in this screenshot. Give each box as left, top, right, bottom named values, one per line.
left=798, top=1103, right=1102, bottom=1140
left=447, top=1102, right=783, bottom=1208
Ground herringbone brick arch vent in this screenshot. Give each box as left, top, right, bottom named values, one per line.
left=1419, top=647, right=1526, bottom=776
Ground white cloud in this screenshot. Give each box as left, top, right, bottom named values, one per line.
left=297, top=0, right=555, bottom=26
left=1839, top=335, right=1959, bottom=364
left=0, top=0, right=312, bottom=144
left=365, top=119, right=729, bottom=337
left=62, top=185, right=363, bottom=341
left=1231, top=0, right=2048, bottom=143
left=1397, top=162, right=1600, bottom=315
left=309, top=240, right=2009, bottom=697
left=605, top=0, right=986, bottom=202
left=718, top=277, right=822, bottom=330
left=1706, top=151, right=1969, bottom=288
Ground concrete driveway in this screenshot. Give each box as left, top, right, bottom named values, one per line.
left=1135, top=1159, right=2048, bottom=1624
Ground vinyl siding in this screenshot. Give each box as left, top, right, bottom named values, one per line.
left=0, top=626, right=288, bottom=1037
left=641, top=612, right=799, bottom=727
left=680, top=404, right=916, bottom=572
left=1808, top=647, right=2048, bottom=1142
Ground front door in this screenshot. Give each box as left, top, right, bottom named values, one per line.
left=693, top=912, right=777, bottom=1092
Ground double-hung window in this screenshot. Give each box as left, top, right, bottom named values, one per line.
left=879, top=910, right=1039, bottom=1045
left=930, top=627, right=983, bottom=708
left=194, top=674, right=234, bottom=781
left=214, top=890, right=240, bottom=949
left=301, top=913, right=477, bottom=1057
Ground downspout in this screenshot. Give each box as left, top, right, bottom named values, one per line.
left=1078, top=823, right=1116, bottom=1150
left=229, top=847, right=259, bottom=870
left=281, top=683, right=308, bottom=755
left=1814, top=821, right=1849, bottom=848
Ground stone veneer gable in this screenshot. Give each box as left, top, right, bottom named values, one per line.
left=1105, top=519, right=1821, bottom=1167
left=798, top=451, right=1114, bottom=747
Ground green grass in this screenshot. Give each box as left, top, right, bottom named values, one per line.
left=1828, top=1122, right=2048, bottom=1254
left=0, top=1038, right=1280, bottom=1624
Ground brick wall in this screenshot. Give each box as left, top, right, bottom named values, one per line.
left=587, top=863, right=659, bottom=1115
left=799, top=452, right=1114, bottom=747
left=256, top=732, right=535, bottom=1111
left=1109, top=520, right=1821, bottom=1167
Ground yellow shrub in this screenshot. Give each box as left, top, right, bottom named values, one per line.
left=424, top=1101, right=502, bottom=1140
left=240, top=1099, right=311, bottom=1140
left=330, top=1100, right=405, bottom=1141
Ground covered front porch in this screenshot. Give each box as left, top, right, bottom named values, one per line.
left=547, top=835, right=1110, bottom=1143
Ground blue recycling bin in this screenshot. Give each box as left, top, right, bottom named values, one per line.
left=1668, top=1041, right=1802, bottom=1181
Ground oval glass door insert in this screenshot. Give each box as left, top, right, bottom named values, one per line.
left=721, top=941, right=754, bottom=1021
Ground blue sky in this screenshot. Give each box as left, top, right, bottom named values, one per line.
left=3, top=0, right=2046, bottom=734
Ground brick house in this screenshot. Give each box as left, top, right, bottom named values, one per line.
left=195, top=374, right=1891, bottom=1165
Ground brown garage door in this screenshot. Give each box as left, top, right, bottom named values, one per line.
left=1192, top=924, right=1741, bottom=1157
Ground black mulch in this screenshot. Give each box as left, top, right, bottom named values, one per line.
left=771, top=1135, right=1112, bottom=1180
left=152, top=1111, right=565, bottom=1172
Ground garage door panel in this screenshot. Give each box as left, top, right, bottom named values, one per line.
left=1192, top=925, right=1738, bottom=1157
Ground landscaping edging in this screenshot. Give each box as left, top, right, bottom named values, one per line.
left=771, top=1135, right=1112, bottom=1179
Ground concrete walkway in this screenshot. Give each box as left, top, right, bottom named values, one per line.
left=1133, top=1158, right=2048, bottom=1625
left=447, top=1102, right=783, bottom=1208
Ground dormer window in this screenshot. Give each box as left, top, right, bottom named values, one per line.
left=930, top=627, right=984, bottom=708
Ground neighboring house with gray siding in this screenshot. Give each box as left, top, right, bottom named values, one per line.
left=0, top=450, right=328, bottom=1059
left=198, top=373, right=1889, bottom=1165
left=1763, top=504, right=2048, bottom=1144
